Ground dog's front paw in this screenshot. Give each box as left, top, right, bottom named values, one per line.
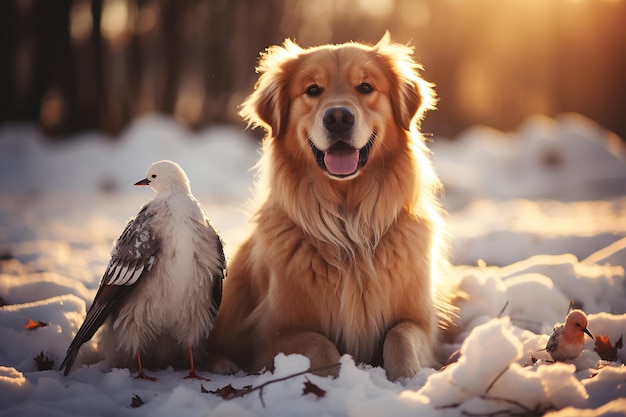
left=383, top=321, right=435, bottom=381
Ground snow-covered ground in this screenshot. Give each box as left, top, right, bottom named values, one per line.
left=1, top=113, right=625, bottom=417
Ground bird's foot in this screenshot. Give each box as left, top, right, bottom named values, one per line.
left=184, top=369, right=210, bottom=381
left=134, top=370, right=158, bottom=382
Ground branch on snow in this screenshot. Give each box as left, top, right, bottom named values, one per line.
left=221, top=362, right=341, bottom=407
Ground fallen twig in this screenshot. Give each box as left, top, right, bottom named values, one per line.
left=461, top=409, right=519, bottom=417
left=479, top=395, right=553, bottom=416
left=497, top=301, right=510, bottom=319
left=228, top=362, right=341, bottom=407
left=484, top=365, right=509, bottom=395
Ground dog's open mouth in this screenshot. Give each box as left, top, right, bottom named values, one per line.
left=309, top=130, right=376, bottom=178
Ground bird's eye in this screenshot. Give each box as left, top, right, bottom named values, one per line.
left=151, top=174, right=157, bottom=179
left=305, top=84, right=323, bottom=97
left=356, top=82, right=374, bottom=94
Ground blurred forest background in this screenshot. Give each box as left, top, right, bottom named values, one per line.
left=0, top=0, right=625, bottom=140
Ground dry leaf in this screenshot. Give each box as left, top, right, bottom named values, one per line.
left=130, top=394, right=144, bottom=408
left=302, top=378, right=326, bottom=399
left=209, top=384, right=252, bottom=399
left=594, top=334, right=623, bottom=361
left=34, top=351, right=54, bottom=371
left=24, top=319, right=48, bottom=330
left=200, top=383, right=209, bottom=393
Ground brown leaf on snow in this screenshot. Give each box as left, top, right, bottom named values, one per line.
left=209, top=384, right=252, bottom=399
left=24, top=319, right=49, bottom=330
left=34, top=351, right=54, bottom=371
left=130, top=394, right=144, bottom=408
left=594, top=334, right=623, bottom=361
left=200, top=383, right=209, bottom=393
left=302, top=378, right=326, bottom=399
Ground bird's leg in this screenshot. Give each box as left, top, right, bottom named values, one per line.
left=134, top=350, right=157, bottom=382
left=184, top=346, right=210, bottom=381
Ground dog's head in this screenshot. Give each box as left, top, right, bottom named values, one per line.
left=240, top=33, right=436, bottom=181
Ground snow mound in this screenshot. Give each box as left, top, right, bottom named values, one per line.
left=0, top=115, right=259, bottom=200
left=431, top=113, right=626, bottom=205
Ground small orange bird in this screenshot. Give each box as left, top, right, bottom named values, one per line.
left=546, top=309, right=594, bottom=361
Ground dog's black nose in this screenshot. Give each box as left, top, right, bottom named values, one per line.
left=323, top=107, right=354, bottom=133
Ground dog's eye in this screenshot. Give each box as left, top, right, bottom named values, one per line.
left=356, top=83, right=374, bottom=94
left=305, top=84, right=323, bottom=97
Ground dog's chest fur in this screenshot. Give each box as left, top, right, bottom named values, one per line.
left=257, top=205, right=433, bottom=364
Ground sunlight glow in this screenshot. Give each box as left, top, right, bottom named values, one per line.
left=70, top=0, right=92, bottom=46
left=40, top=88, right=65, bottom=130
left=356, top=0, right=395, bottom=18
left=135, top=1, right=160, bottom=36
left=174, top=80, right=205, bottom=127
left=101, top=0, right=132, bottom=47
left=567, top=0, right=623, bottom=2
left=292, top=0, right=334, bottom=45
left=397, top=0, right=430, bottom=28
left=456, top=59, right=497, bottom=120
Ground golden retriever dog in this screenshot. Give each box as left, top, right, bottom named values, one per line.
left=210, top=33, right=451, bottom=381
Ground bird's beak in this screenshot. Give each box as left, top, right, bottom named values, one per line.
left=583, top=328, right=594, bottom=339
left=134, top=178, right=151, bottom=186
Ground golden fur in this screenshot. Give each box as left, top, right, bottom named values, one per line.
left=209, top=33, right=451, bottom=381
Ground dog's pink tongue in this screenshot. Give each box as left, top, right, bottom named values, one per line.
left=324, top=148, right=359, bottom=176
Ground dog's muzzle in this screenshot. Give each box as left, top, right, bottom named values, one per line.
left=308, top=107, right=376, bottom=179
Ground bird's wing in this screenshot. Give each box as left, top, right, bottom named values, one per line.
left=204, top=218, right=225, bottom=314
left=60, top=206, right=161, bottom=375
left=213, top=222, right=226, bottom=310
left=546, top=325, right=563, bottom=353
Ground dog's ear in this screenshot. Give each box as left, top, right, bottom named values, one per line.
left=374, top=33, right=437, bottom=131
left=239, top=40, right=302, bottom=138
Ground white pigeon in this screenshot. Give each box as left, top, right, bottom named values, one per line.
left=60, top=160, right=225, bottom=381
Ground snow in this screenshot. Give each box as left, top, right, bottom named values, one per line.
left=1, top=112, right=625, bottom=417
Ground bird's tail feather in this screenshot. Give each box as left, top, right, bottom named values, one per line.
left=59, top=348, right=80, bottom=376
